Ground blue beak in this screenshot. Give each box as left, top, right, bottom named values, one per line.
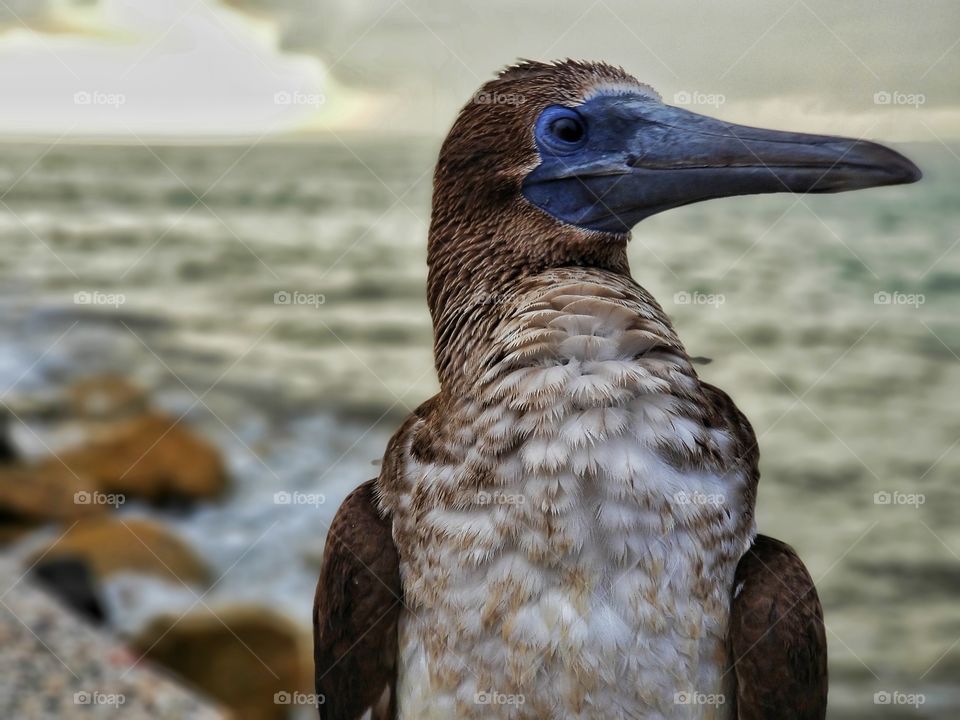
left=522, top=96, right=922, bottom=233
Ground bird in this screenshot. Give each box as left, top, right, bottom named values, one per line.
left=313, top=59, right=920, bottom=720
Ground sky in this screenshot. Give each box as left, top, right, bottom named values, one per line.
left=0, top=0, right=957, bottom=140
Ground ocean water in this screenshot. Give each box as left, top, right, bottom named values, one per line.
left=0, top=139, right=958, bottom=718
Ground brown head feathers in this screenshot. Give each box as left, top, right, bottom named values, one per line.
left=427, top=60, right=654, bottom=384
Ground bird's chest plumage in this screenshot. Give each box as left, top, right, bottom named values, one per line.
left=381, top=279, right=754, bottom=719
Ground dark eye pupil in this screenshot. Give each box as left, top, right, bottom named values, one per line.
left=551, top=117, right=583, bottom=143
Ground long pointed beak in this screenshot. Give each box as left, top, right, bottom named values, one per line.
left=523, top=99, right=922, bottom=233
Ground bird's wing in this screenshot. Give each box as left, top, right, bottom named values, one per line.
left=728, top=534, right=828, bottom=720
left=314, top=478, right=401, bottom=720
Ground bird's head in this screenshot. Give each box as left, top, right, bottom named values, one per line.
left=427, top=60, right=920, bottom=365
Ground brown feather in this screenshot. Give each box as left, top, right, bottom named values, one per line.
left=728, top=535, right=828, bottom=720
left=313, top=480, right=402, bottom=720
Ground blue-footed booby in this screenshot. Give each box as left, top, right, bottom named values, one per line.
left=313, top=60, right=920, bottom=720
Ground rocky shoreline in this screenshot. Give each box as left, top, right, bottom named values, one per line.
left=1, top=376, right=317, bottom=720
left=0, top=555, right=227, bottom=719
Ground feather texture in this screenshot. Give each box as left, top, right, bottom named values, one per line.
left=313, top=59, right=826, bottom=720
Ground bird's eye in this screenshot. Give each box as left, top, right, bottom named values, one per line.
left=550, top=117, right=584, bottom=144
left=536, top=106, right=588, bottom=152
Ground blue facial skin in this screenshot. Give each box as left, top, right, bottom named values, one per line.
left=521, top=93, right=921, bottom=235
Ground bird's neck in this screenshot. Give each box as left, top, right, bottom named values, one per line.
left=426, top=202, right=631, bottom=393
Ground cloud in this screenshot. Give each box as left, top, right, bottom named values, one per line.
left=0, top=0, right=379, bottom=137
left=0, top=0, right=958, bottom=139
left=232, top=0, right=960, bottom=139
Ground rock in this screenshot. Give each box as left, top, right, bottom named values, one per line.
left=35, top=518, right=210, bottom=586
left=0, top=555, right=228, bottom=719
left=0, top=463, right=106, bottom=542
left=0, top=464, right=102, bottom=520
left=41, top=412, right=228, bottom=505
left=0, top=518, right=37, bottom=546
left=134, top=607, right=311, bottom=720
left=32, top=557, right=105, bottom=624
left=0, top=410, right=16, bottom=463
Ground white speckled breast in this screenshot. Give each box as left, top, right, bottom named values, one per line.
left=381, top=274, right=754, bottom=720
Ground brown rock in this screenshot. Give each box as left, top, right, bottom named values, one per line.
left=0, top=463, right=106, bottom=538
left=34, top=517, right=210, bottom=585
left=0, top=519, right=37, bottom=545
left=31, top=556, right=106, bottom=623
left=134, top=607, right=311, bottom=720
left=41, top=412, right=228, bottom=504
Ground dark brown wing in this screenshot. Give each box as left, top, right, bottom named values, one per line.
left=314, top=479, right=401, bottom=720
left=728, top=534, right=828, bottom=720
